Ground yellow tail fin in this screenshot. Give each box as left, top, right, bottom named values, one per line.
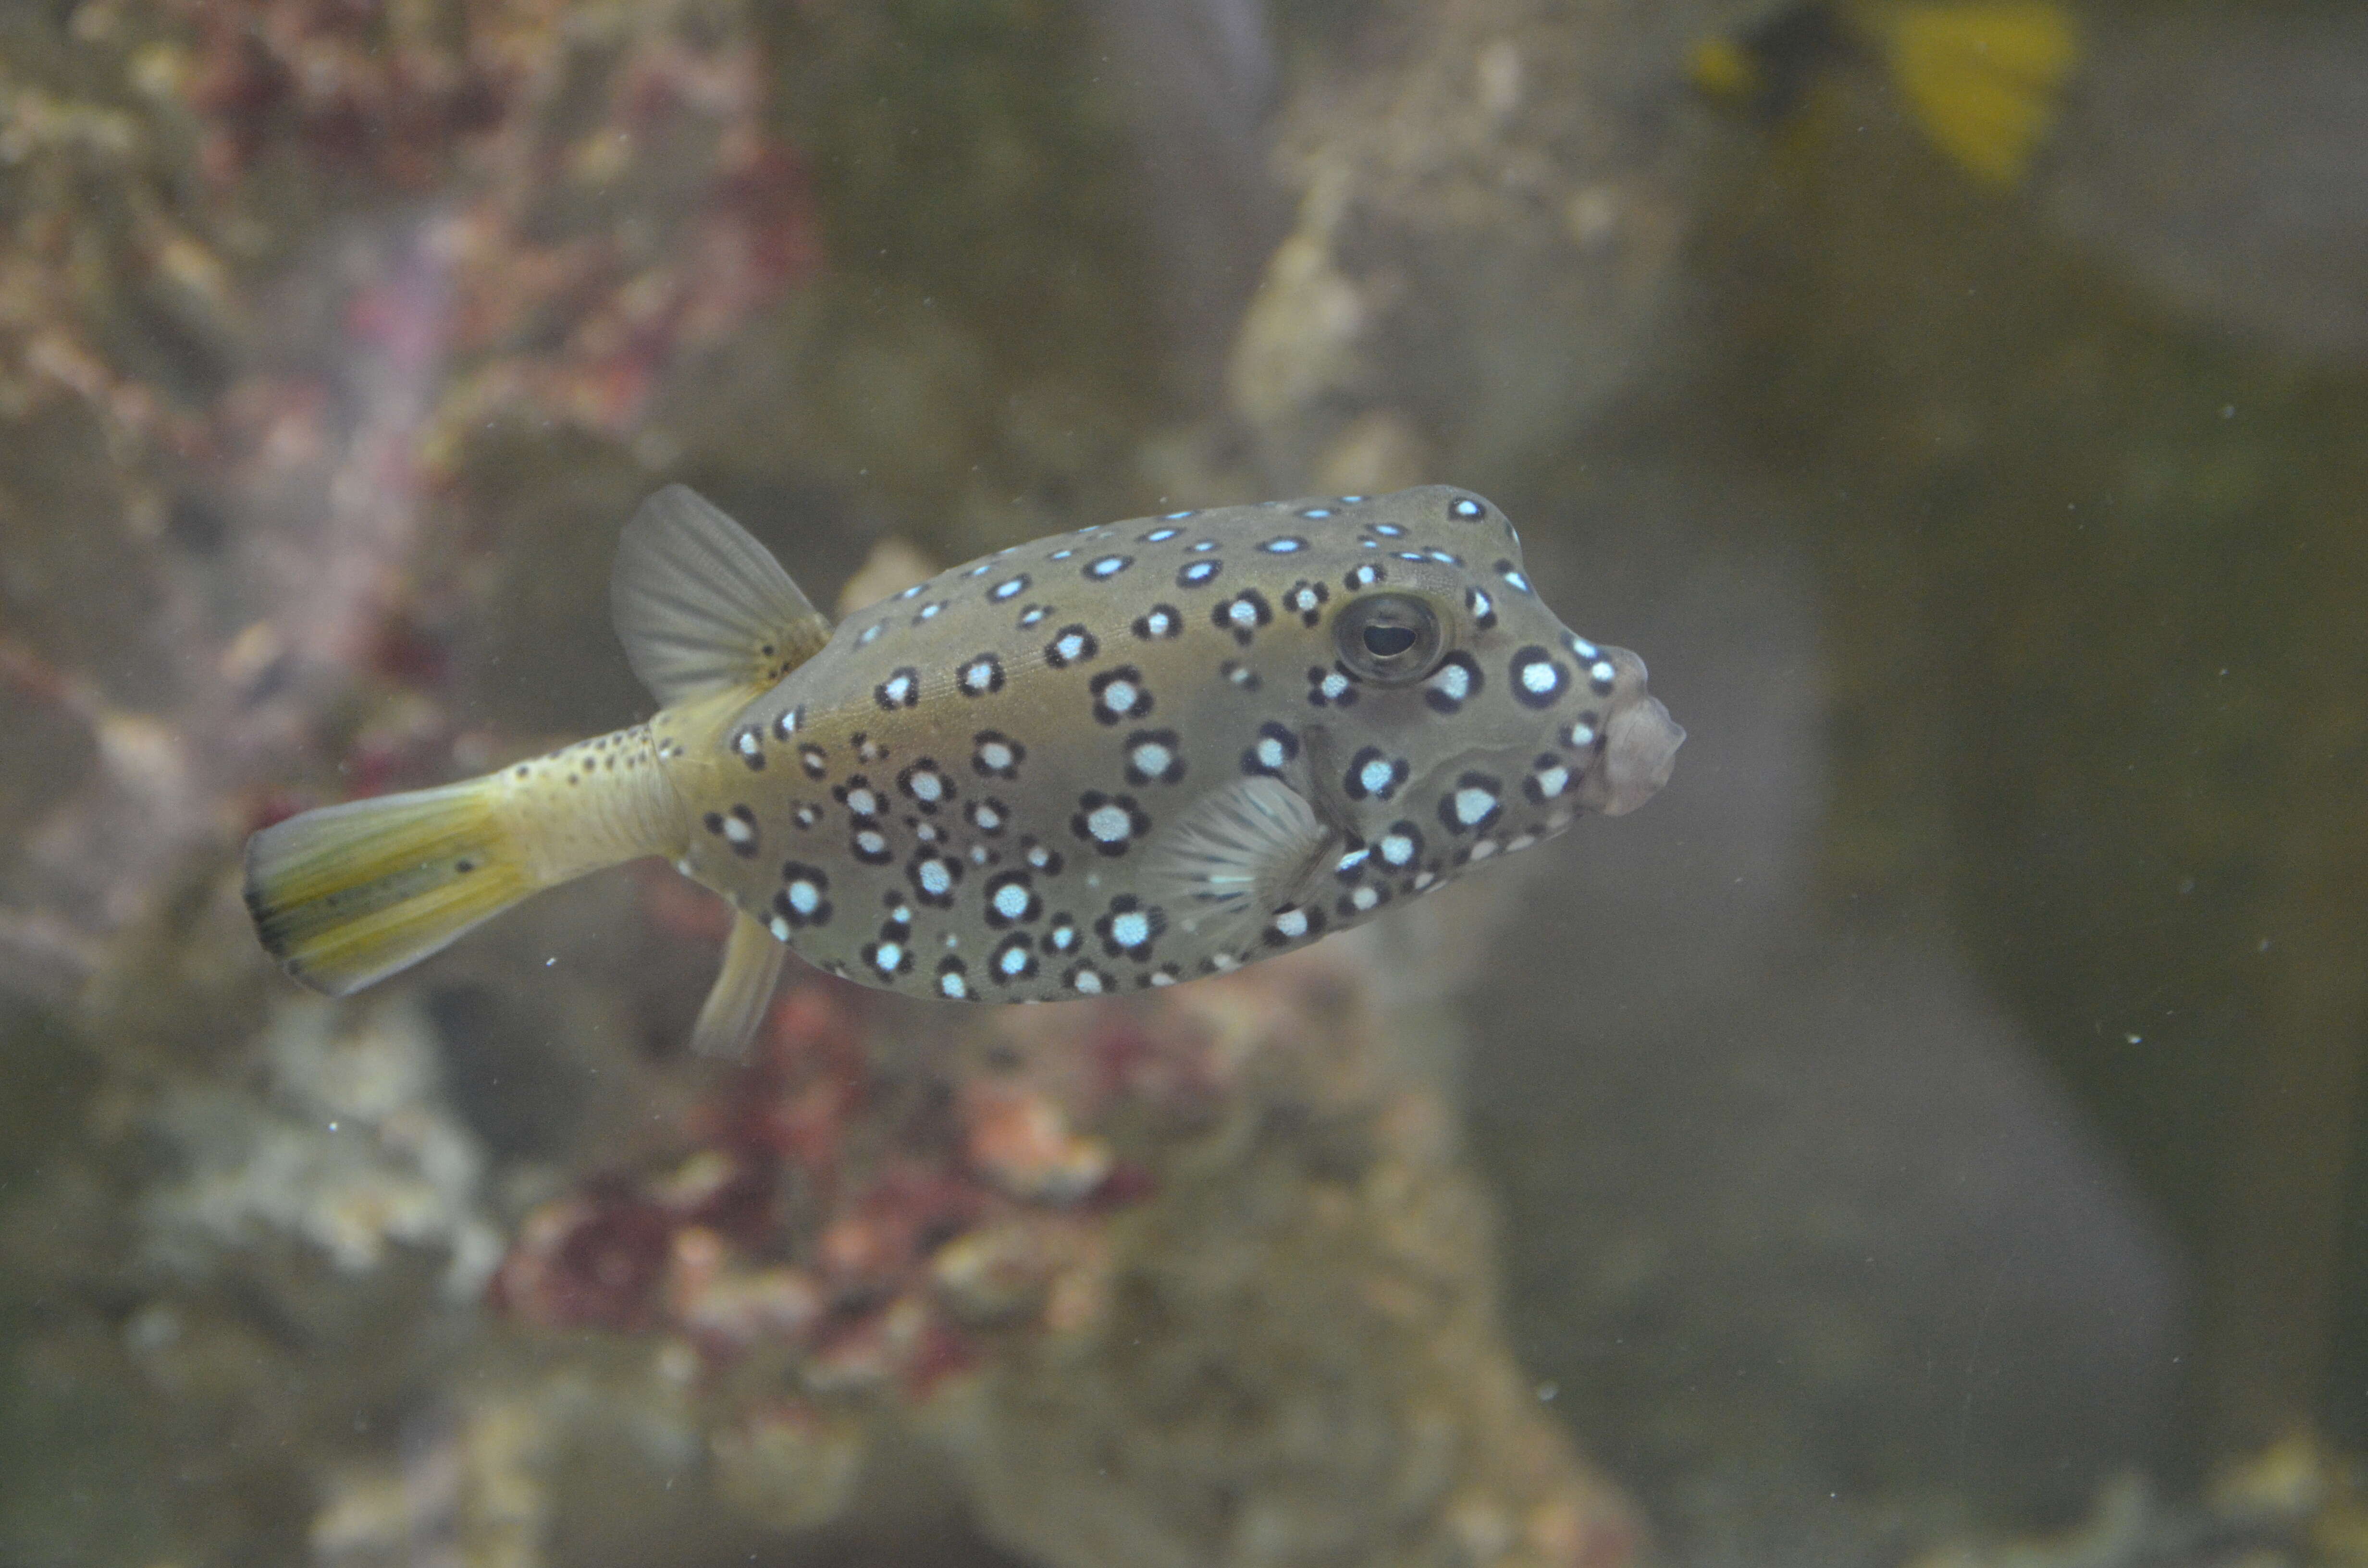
left=1871, top=2, right=2079, bottom=186
left=245, top=779, right=538, bottom=997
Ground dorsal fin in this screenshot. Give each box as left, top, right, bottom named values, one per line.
left=610, top=485, right=833, bottom=708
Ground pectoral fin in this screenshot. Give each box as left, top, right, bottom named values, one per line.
left=610, top=485, right=833, bottom=708
left=1138, top=776, right=1332, bottom=956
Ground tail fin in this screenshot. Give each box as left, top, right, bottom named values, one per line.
left=245, top=779, right=538, bottom=997
left=1875, top=2, right=2079, bottom=186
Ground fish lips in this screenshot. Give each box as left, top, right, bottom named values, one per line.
left=1590, top=694, right=1684, bottom=816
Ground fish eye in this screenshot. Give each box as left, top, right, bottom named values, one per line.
left=1334, top=592, right=1443, bottom=683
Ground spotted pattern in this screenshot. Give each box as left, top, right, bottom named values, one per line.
left=959, top=653, right=1006, bottom=697
left=1071, top=791, right=1149, bottom=856
left=1509, top=646, right=1568, bottom=709
left=1423, top=652, right=1482, bottom=714
left=991, top=934, right=1038, bottom=983
left=1088, top=666, right=1153, bottom=725
left=1123, top=729, right=1186, bottom=786
left=1523, top=754, right=1573, bottom=804
left=833, top=777, right=882, bottom=820
left=973, top=731, right=1024, bottom=779
left=1344, top=747, right=1408, bottom=802
left=1241, top=721, right=1298, bottom=777
left=1440, top=772, right=1504, bottom=833
left=1094, top=895, right=1163, bottom=959
left=1307, top=665, right=1359, bottom=709
left=983, top=870, right=1041, bottom=928
left=1045, top=625, right=1098, bottom=668
left=774, top=864, right=832, bottom=928
left=653, top=484, right=1673, bottom=1005
left=908, top=850, right=964, bottom=907
left=1283, top=580, right=1329, bottom=626
left=897, top=760, right=952, bottom=809
left=1213, top=589, right=1273, bottom=646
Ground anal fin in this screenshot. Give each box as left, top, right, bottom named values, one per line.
left=691, top=909, right=789, bottom=1059
left=1139, top=776, right=1332, bottom=959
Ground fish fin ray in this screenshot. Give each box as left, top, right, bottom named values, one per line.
left=245, top=780, right=539, bottom=996
left=691, top=908, right=788, bottom=1059
left=611, top=485, right=833, bottom=708
left=1876, top=2, right=2079, bottom=185
left=1138, top=777, right=1332, bottom=957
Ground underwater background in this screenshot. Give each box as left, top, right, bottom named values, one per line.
left=3, top=0, right=2367, bottom=1564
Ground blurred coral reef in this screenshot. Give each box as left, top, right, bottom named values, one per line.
left=0, top=2, right=1652, bottom=1564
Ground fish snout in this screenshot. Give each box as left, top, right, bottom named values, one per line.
left=1593, top=692, right=1683, bottom=817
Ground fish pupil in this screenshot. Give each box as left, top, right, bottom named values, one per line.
left=1364, top=625, right=1418, bottom=657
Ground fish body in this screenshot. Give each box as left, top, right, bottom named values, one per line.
left=246, top=485, right=1681, bottom=1050
left=1690, top=0, right=2080, bottom=187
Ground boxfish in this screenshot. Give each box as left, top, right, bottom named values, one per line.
left=245, top=485, right=1682, bottom=1055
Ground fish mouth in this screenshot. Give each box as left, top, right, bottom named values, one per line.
left=1596, top=695, right=1683, bottom=816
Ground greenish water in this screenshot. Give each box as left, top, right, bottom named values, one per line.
left=3, top=1, right=2366, bottom=1565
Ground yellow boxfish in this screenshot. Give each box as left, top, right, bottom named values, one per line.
left=1689, top=1, right=2081, bottom=187
left=245, top=486, right=1682, bottom=1054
